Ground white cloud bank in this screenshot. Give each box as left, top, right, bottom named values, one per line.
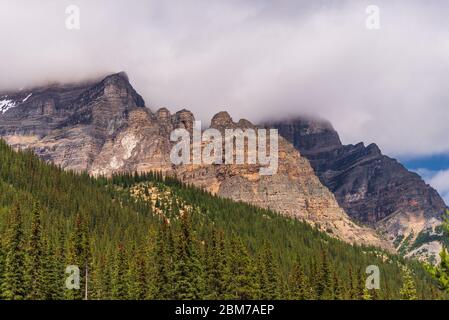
left=416, top=168, right=449, bottom=206
left=429, top=171, right=449, bottom=206
left=1, top=0, right=449, bottom=158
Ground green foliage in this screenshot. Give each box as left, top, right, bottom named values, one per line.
left=1, top=203, right=26, bottom=300
left=0, top=140, right=442, bottom=300
left=400, top=268, right=417, bottom=300
left=427, top=211, right=449, bottom=294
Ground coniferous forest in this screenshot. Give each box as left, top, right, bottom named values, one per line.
left=0, top=140, right=444, bottom=300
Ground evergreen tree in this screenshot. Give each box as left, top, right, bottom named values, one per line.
left=289, top=261, right=311, bottom=300
left=229, top=238, right=260, bottom=299
left=127, top=246, right=147, bottom=300
left=65, top=214, right=90, bottom=300
left=400, top=268, right=417, bottom=300
left=259, top=243, right=280, bottom=300
left=427, top=212, right=449, bottom=292
left=205, top=229, right=231, bottom=299
left=315, top=250, right=333, bottom=299
left=1, top=203, right=26, bottom=300
left=25, top=201, right=44, bottom=299
left=428, top=248, right=449, bottom=291
left=362, top=287, right=372, bottom=300
left=332, top=271, right=343, bottom=300
left=111, top=244, right=128, bottom=300
left=171, top=213, right=205, bottom=299
left=355, top=268, right=365, bottom=300
left=149, top=221, right=173, bottom=299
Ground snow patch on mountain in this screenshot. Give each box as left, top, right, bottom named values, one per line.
left=0, top=97, right=17, bottom=114
left=22, top=93, right=32, bottom=102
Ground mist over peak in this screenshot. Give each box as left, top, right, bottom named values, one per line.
left=1, top=0, right=449, bottom=158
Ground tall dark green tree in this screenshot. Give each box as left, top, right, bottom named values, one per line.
left=111, top=244, right=128, bottom=300
left=400, top=268, right=417, bottom=300
left=205, top=229, right=231, bottom=299
left=1, top=203, right=26, bottom=300
left=259, top=243, right=280, bottom=300
left=25, top=201, right=44, bottom=299
left=127, top=246, right=147, bottom=300
left=65, top=214, right=90, bottom=300
left=171, top=213, right=205, bottom=299
left=315, top=250, right=333, bottom=300
left=148, top=221, right=173, bottom=299
left=289, top=261, right=311, bottom=300
left=228, top=238, right=260, bottom=299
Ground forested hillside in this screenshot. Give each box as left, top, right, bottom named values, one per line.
left=0, top=140, right=442, bottom=300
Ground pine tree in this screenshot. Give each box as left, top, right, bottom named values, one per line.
left=362, top=287, right=372, bottom=300
left=25, top=201, right=45, bottom=299
left=205, top=229, right=231, bottom=299
left=259, top=243, right=281, bottom=299
left=1, top=203, right=26, bottom=300
left=228, top=238, right=260, bottom=299
left=332, top=271, right=343, bottom=300
left=289, top=261, right=311, bottom=300
left=315, top=250, right=333, bottom=299
left=40, top=236, right=62, bottom=300
left=355, top=268, right=365, bottom=300
left=347, top=266, right=356, bottom=300
left=127, top=246, right=147, bottom=300
left=91, top=249, right=113, bottom=300
left=400, top=268, right=417, bottom=300
left=148, top=221, right=173, bottom=299
left=65, top=214, right=90, bottom=300
left=111, top=244, right=128, bottom=300
left=0, top=238, right=5, bottom=293
left=171, top=213, right=205, bottom=299
left=428, top=248, right=449, bottom=291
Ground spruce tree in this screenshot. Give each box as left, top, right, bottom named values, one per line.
left=65, top=214, right=90, bottom=300
left=127, top=246, right=147, bottom=300
left=400, top=268, right=417, bottom=300
left=289, top=261, right=311, bottom=300
left=171, top=213, right=205, bottom=299
left=315, top=250, right=333, bottom=299
left=259, top=243, right=280, bottom=299
left=205, top=229, right=231, bottom=299
left=332, top=271, right=343, bottom=300
left=111, top=244, right=128, bottom=300
left=149, top=221, right=173, bottom=299
left=1, top=203, right=26, bottom=300
left=362, top=287, right=372, bottom=300
left=228, top=238, right=260, bottom=299
left=26, top=201, right=45, bottom=299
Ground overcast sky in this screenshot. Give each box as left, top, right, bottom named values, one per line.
left=1, top=0, right=449, bottom=184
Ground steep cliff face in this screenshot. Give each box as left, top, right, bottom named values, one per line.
left=266, top=117, right=448, bottom=261
left=0, top=72, right=146, bottom=171
left=0, top=73, right=390, bottom=250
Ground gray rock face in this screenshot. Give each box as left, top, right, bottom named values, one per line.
left=0, top=73, right=391, bottom=250
left=266, top=117, right=448, bottom=261
left=0, top=72, right=146, bottom=171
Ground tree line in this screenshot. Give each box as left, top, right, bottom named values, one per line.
left=0, top=140, right=443, bottom=300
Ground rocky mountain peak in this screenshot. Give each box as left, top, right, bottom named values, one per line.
left=210, top=111, right=233, bottom=129
left=266, top=115, right=448, bottom=261
left=237, top=118, right=254, bottom=129
left=265, top=117, right=342, bottom=154
left=173, top=109, right=195, bottom=131
left=156, top=107, right=171, bottom=119
left=0, top=74, right=396, bottom=252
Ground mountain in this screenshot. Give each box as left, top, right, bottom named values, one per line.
left=265, top=117, right=448, bottom=261
left=0, top=72, right=389, bottom=249
left=0, top=139, right=441, bottom=300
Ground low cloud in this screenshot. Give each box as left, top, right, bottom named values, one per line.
left=415, top=168, right=449, bottom=206
left=1, top=0, right=449, bottom=158
left=429, top=170, right=449, bottom=206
